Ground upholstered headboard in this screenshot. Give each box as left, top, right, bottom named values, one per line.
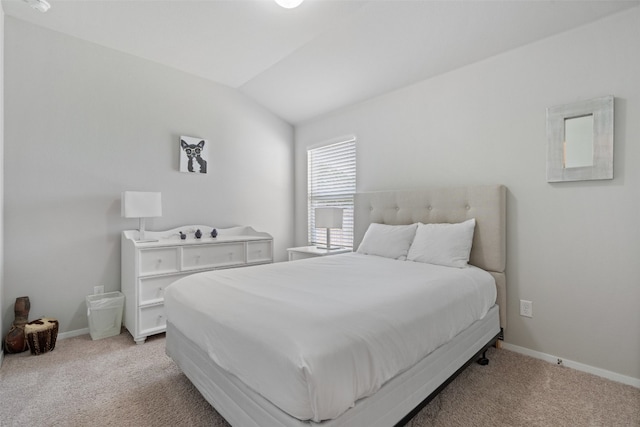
left=354, top=185, right=507, bottom=329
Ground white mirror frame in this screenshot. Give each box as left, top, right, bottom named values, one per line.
left=546, top=95, right=614, bottom=182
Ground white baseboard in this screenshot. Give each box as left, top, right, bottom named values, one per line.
left=502, top=342, right=640, bottom=389
left=57, top=328, right=89, bottom=340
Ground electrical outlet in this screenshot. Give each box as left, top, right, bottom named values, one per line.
left=520, top=299, right=533, bottom=318
left=94, top=286, right=104, bottom=295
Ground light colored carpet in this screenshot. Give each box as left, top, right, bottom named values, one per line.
left=0, top=331, right=638, bottom=426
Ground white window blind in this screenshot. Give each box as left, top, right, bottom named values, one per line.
left=308, top=138, right=356, bottom=249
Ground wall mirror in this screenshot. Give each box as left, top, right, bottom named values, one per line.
left=546, top=95, right=614, bottom=182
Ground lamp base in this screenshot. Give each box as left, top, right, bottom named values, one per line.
left=315, top=245, right=343, bottom=250
left=136, top=219, right=159, bottom=242
left=135, top=238, right=159, bottom=243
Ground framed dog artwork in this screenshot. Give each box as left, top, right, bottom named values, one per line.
left=179, top=136, right=209, bottom=174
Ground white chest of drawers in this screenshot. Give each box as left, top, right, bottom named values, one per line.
left=121, top=225, right=273, bottom=344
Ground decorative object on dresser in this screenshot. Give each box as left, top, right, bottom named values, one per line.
left=121, top=191, right=163, bottom=242
left=121, top=225, right=273, bottom=344
left=287, top=246, right=351, bottom=261
left=314, top=207, right=344, bottom=250
left=3, top=296, right=31, bottom=354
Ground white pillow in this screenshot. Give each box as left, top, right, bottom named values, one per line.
left=406, top=219, right=476, bottom=268
left=357, top=223, right=418, bottom=260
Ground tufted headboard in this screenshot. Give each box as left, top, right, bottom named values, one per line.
left=354, top=185, right=507, bottom=329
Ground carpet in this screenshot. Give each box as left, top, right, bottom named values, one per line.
left=0, top=331, right=638, bottom=426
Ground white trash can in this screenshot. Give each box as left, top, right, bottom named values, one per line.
left=86, top=291, right=124, bottom=340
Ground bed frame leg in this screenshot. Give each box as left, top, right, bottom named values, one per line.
left=477, top=330, right=502, bottom=366
left=477, top=350, right=489, bottom=366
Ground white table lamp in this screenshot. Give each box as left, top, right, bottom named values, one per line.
left=122, top=191, right=162, bottom=242
left=315, top=207, right=343, bottom=250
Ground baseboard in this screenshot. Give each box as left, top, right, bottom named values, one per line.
left=502, top=342, right=640, bottom=389
left=0, top=349, right=4, bottom=368
left=57, top=328, right=89, bottom=340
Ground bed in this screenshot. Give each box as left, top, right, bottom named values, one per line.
left=165, top=185, right=507, bottom=426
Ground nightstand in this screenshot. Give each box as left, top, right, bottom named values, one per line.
left=287, top=246, right=351, bottom=261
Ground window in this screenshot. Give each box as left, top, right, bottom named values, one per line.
left=307, top=137, right=356, bottom=249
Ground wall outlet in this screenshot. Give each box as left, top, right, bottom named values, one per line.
left=94, top=286, right=104, bottom=295
left=520, top=299, right=533, bottom=318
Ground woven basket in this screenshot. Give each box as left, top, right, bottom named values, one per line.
left=25, top=318, right=59, bottom=355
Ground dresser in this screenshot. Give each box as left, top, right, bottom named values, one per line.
left=121, top=225, right=273, bottom=344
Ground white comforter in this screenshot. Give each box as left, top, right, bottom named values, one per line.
left=164, top=253, right=496, bottom=422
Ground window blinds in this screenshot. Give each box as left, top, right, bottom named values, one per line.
left=307, top=138, right=356, bottom=248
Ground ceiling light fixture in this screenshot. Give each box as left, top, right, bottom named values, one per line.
left=274, top=0, right=304, bottom=9
left=23, top=0, right=51, bottom=13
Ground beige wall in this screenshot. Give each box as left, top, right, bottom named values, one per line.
left=3, top=17, right=294, bottom=334
left=295, top=8, right=640, bottom=380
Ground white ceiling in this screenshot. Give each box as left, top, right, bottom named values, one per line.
left=3, top=0, right=638, bottom=124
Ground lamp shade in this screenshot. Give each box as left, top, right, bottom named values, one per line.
left=315, top=207, right=343, bottom=229
left=121, top=191, right=162, bottom=218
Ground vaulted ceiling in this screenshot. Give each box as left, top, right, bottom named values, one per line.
left=3, top=0, right=638, bottom=124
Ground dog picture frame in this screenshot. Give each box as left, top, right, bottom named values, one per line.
left=179, top=136, right=209, bottom=174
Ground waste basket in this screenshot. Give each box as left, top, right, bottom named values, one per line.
left=86, top=291, right=124, bottom=340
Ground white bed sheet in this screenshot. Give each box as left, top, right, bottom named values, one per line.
left=164, top=253, right=496, bottom=423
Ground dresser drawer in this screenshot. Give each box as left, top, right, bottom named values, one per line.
left=139, top=248, right=179, bottom=276
left=182, top=243, right=245, bottom=270
left=247, top=240, right=273, bottom=263
left=138, top=303, right=166, bottom=334
left=139, top=273, right=191, bottom=306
